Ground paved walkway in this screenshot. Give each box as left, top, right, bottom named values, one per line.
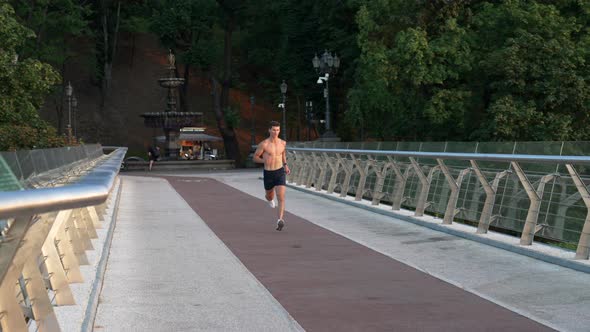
left=94, top=170, right=590, bottom=331
left=93, top=176, right=302, bottom=331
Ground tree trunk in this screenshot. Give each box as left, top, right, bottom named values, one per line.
left=175, top=64, right=191, bottom=112
left=100, top=11, right=108, bottom=107
left=220, top=14, right=235, bottom=111
left=26, top=0, right=36, bottom=23
left=211, top=77, right=242, bottom=165
left=55, top=62, right=67, bottom=135
left=102, top=0, right=120, bottom=94
left=54, top=102, right=64, bottom=136
left=111, top=1, right=121, bottom=63
left=130, top=34, right=136, bottom=67
left=209, top=1, right=243, bottom=164
left=177, top=30, right=199, bottom=113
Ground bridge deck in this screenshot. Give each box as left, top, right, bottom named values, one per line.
left=94, top=170, right=590, bottom=331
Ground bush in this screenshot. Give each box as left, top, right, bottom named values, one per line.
left=0, top=124, right=65, bottom=151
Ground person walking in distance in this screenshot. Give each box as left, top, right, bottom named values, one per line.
left=253, top=121, right=291, bottom=231
left=148, top=146, right=160, bottom=171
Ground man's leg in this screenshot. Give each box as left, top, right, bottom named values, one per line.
left=265, top=188, right=276, bottom=208
left=275, top=185, right=286, bottom=231
left=149, top=160, right=153, bottom=171
left=276, top=185, right=286, bottom=226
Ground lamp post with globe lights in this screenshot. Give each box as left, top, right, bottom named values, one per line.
left=65, top=82, right=74, bottom=144
left=72, top=95, right=78, bottom=139
left=279, top=80, right=288, bottom=140
left=305, top=101, right=313, bottom=141
left=312, top=50, right=340, bottom=140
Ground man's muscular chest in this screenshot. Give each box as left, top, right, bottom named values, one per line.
left=264, top=142, right=284, bottom=157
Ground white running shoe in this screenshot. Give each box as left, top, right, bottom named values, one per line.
left=268, top=199, right=276, bottom=208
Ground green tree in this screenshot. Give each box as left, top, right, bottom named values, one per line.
left=149, top=0, right=219, bottom=112
left=240, top=0, right=361, bottom=139
left=470, top=0, right=590, bottom=140
left=92, top=0, right=123, bottom=103
left=0, top=1, right=63, bottom=150
left=10, top=0, right=91, bottom=135
left=349, top=0, right=472, bottom=140
left=349, top=0, right=589, bottom=142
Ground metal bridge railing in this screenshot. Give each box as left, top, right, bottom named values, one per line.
left=0, top=144, right=104, bottom=189
left=0, top=146, right=126, bottom=331
left=286, top=146, right=590, bottom=261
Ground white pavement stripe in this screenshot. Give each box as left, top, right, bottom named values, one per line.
left=93, top=176, right=304, bottom=332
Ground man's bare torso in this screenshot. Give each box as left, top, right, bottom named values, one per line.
left=259, top=138, right=285, bottom=171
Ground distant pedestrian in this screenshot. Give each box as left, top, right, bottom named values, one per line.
left=148, top=146, right=160, bottom=171
left=253, top=121, right=291, bottom=231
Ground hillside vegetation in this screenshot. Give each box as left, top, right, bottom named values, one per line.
left=1, top=0, right=588, bottom=161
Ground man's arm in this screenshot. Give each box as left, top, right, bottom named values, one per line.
left=253, top=142, right=265, bottom=164
left=282, top=141, right=291, bottom=175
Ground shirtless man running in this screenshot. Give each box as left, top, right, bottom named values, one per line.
left=253, top=121, right=291, bottom=231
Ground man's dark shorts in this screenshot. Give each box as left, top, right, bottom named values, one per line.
left=263, top=167, right=286, bottom=191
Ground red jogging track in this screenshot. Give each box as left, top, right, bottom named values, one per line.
left=164, top=176, right=552, bottom=332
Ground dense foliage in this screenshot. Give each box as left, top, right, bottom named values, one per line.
left=134, top=0, right=590, bottom=142
left=3, top=0, right=589, bottom=148
left=0, top=1, right=63, bottom=151
left=348, top=0, right=590, bottom=141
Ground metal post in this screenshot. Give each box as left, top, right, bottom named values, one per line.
left=310, top=101, right=314, bottom=141
left=306, top=101, right=312, bottom=141
left=65, top=82, right=74, bottom=144
left=387, top=156, right=409, bottom=210
left=409, top=157, right=430, bottom=216
left=68, top=97, right=72, bottom=132
left=436, top=159, right=465, bottom=225
left=307, top=116, right=311, bottom=141
left=74, top=110, right=78, bottom=139
left=511, top=161, right=542, bottom=245
left=67, top=96, right=73, bottom=144
left=282, top=94, right=287, bottom=141
left=339, top=154, right=354, bottom=198
left=313, top=50, right=339, bottom=139
left=324, top=79, right=330, bottom=133
left=73, top=100, right=76, bottom=139
left=565, top=164, right=590, bottom=259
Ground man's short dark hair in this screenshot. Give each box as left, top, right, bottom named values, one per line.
left=269, top=121, right=280, bottom=128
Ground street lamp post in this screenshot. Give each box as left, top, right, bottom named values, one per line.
left=280, top=80, right=288, bottom=140
left=312, top=50, right=340, bottom=140
left=72, top=95, right=78, bottom=139
left=305, top=101, right=313, bottom=141
left=65, top=82, right=74, bottom=144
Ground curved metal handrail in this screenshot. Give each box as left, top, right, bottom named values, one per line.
left=286, top=146, right=590, bottom=260
left=0, top=147, right=127, bottom=219
left=287, top=147, right=590, bottom=165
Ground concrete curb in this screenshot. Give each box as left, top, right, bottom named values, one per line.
left=287, top=183, right=590, bottom=275
left=80, top=177, right=124, bottom=332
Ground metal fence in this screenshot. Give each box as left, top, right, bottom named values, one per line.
left=286, top=141, right=590, bottom=260
left=0, top=144, right=104, bottom=188
left=0, top=145, right=126, bottom=331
